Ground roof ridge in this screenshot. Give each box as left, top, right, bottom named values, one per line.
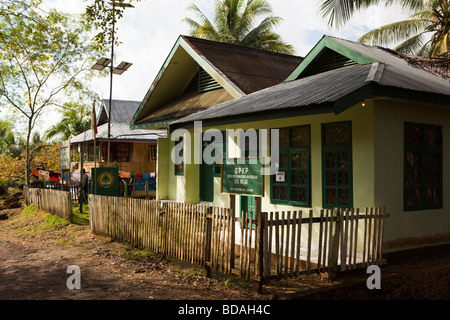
left=365, top=62, right=385, bottom=83
left=181, top=35, right=303, bottom=59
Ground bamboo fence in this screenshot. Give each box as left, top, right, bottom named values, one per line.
left=89, top=195, right=388, bottom=284
left=23, top=186, right=72, bottom=221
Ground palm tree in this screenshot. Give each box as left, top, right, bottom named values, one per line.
left=44, top=102, right=92, bottom=143
left=320, top=0, right=450, bottom=57
left=184, top=0, right=295, bottom=54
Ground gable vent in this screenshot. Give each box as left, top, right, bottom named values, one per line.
left=186, top=68, right=223, bottom=93
left=301, top=48, right=357, bottom=78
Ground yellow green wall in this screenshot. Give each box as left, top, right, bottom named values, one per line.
left=157, top=99, right=450, bottom=250
left=373, top=100, right=450, bottom=250
left=158, top=100, right=375, bottom=212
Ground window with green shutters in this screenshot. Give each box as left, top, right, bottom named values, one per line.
left=322, top=121, right=353, bottom=209
left=271, top=126, right=311, bottom=207
left=404, top=122, right=443, bottom=211
left=214, top=131, right=227, bottom=177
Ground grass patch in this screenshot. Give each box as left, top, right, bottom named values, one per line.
left=21, top=205, right=38, bottom=217
left=120, top=244, right=155, bottom=262
left=45, top=214, right=70, bottom=229
left=71, top=203, right=89, bottom=226
left=5, top=205, right=70, bottom=237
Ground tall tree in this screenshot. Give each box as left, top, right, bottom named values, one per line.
left=0, top=1, right=104, bottom=185
left=359, top=0, right=450, bottom=57
left=44, top=102, right=92, bottom=143
left=184, top=0, right=295, bottom=54
left=319, top=0, right=450, bottom=57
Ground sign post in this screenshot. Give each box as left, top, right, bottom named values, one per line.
left=91, top=167, right=120, bottom=197
left=221, top=158, right=263, bottom=197
left=59, top=141, right=71, bottom=192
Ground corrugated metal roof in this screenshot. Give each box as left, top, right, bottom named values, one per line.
left=101, top=99, right=141, bottom=124
left=70, top=122, right=166, bottom=144
left=183, top=36, right=304, bottom=94
left=171, top=61, right=450, bottom=126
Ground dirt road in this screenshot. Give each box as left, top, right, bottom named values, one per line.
left=1, top=204, right=450, bottom=301
left=0, top=204, right=267, bottom=301
left=0, top=233, right=267, bottom=300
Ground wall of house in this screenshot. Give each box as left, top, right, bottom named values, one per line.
left=373, top=100, right=450, bottom=250
left=77, top=142, right=157, bottom=176
left=157, top=101, right=375, bottom=211
left=201, top=101, right=375, bottom=215
left=157, top=138, right=187, bottom=202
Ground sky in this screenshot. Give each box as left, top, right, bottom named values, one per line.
left=38, top=0, right=411, bottom=133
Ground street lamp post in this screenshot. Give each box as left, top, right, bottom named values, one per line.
left=91, top=1, right=134, bottom=166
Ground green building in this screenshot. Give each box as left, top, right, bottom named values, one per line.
left=133, top=35, right=450, bottom=252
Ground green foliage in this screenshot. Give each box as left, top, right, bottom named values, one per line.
left=0, top=0, right=106, bottom=184
left=184, top=0, right=295, bottom=54
left=121, top=244, right=155, bottom=261
left=21, top=204, right=38, bottom=217
left=44, top=102, right=93, bottom=143
left=44, top=214, right=70, bottom=229
left=320, top=0, right=450, bottom=57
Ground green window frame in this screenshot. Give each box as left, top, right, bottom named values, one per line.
left=322, top=121, right=353, bottom=209
left=271, top=126, right=311, bottom=207
left=214, top=131, right=227, bottom=177
left=404, top=122, right=443, bottom=211
left=174, top=137, right=184, bottom=176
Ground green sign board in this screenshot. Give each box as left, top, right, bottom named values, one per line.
left=91, top=167, right=119, bottom=197
left=221, top=158, right=263, bottom=197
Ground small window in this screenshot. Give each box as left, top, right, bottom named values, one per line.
left=149, top=144, right=157, bottom=162
left=404, top=122, right=442, bottom=211
left=271, top=126, right=311, bottom=207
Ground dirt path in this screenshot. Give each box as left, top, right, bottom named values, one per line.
left=0, top=205, right=267, bottom=301
left=0, top=233, right=269, bottom=300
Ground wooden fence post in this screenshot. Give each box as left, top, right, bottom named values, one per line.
left=204, top=213, right=212, bottom=278
left=229, top=195, right=236, bottom=270
left=329, top=208, right=342, bottom=280
left=255, top=197, right=263, bottom=293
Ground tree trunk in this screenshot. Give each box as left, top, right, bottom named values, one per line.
left=25, top=117, right=32, bottom=186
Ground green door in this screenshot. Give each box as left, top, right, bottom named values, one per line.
left=240, top=196, right=256, bottom=229
left=200, top=141, right=214, bottom=202
left=240, top=196, right=256, bottom=217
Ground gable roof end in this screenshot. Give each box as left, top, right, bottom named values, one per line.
left=130, top=35, right=303, bottom=129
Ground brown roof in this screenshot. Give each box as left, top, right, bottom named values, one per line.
left=131, top=36, right=303, bottom=128
left=182, top=36, right=304, bottom=94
